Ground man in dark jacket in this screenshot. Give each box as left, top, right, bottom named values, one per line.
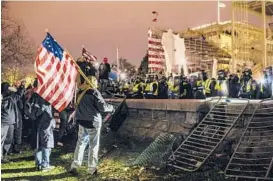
left=228, top=74, right=240, bottom=98
left=1, top=81, right=25, bottom=163
left=25, top=80, right=56, bottom=172
left=99, top=57, right=111, bottom=94
left=70, top=76, right=114, bottom=175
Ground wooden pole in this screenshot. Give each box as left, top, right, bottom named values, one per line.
left=262, top=0, right=267, bottom=68
left=231, top=2, right=236, bottom=74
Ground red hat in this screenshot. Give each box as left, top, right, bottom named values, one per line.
left=103, top=57, right=108, bottom=63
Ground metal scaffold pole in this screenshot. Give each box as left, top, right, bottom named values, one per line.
left=262, top=0, right=267, bottom=68
left=231, top=1, right=236, bottom=73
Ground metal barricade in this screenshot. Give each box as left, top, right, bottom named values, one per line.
left=225, top=98, right=273, bottom=180
left=167, top=97, right=250, bottom=172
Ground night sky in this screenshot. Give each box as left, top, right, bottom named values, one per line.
left=8, top=1, right=250, bottom=66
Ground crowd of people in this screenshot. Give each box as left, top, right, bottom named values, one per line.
left=1, top=55, right=272, bottom=175
left=1, top=56, right=114, bottom=174
left=115, top=67, right=273, bottom=100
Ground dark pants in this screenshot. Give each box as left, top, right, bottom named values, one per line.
left=1, top=124, right=14, bottom=158
left=99, top=79, right=109, bottom=93
left=14, top=116, right=23, bottom=146
left=58, top=110, right=68, bottom=142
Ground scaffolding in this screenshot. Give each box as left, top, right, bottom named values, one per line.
left=232, top=1, right=273, bottom=74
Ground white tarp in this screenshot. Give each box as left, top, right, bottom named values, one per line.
left=173, top=33, right=188, bottom=76
left=161, top=29, right=187, bottom=76
left=212, top=58, right=218, bottom=78
left=161, top=29, right=174, bottom=75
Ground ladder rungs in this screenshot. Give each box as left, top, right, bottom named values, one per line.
left=205, top=117, right=235, bottom=122
left=185, top=140, right=214, bottom=148
left=176, top=151, right=206, bottom=160
left=195, top=127, right=226, bottom=133
left=199, top=123, right=229, bottom=129
left=226, top=169, right=267, bottom=173
left=177, top=147, right=207, bottom=156
left=235, top=151, right=273, bottom=155
left=232, top=157, right=273, bottom=161
left=202, top=120, right=233, bottom=126
left=248, top=124, right=273, bottom=129
left=229, top=163, right=269, bottom=166
left=190, top=134, right=222, bottom=141
left=182, top=143, right=211, bottom=152
left=174, top=159, right=198, bottom=168
left=187, top=136, right=219, bottom=145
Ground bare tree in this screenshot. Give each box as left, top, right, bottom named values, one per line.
left=1, top=2, right=36, bottom=84
left=119, top=57, right=137, bottom=76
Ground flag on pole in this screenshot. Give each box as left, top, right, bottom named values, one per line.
left=148, top=29, right=165, bottom=72
left=82, top=47, right=97, bottom=61
left=218, top=1, right=226, bottom=8
left=34, top=32, right=78, bottom=112
left=152, top=11, right=158, bottom=22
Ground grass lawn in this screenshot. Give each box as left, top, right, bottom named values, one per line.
left=1, top=136, right=235, bottom=181
left=1, top=141, right=159, bottom=181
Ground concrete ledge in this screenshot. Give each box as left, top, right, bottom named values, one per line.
left=108, top=98, right=260, bottom=114
left=107, top=98, right=263, bottom=140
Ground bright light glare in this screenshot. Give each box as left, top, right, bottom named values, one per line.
left=94, top=62, right=99, bottom=67
left=120, top=73, right=126, bottom=80
left=260, top=78, right=265, bottom=84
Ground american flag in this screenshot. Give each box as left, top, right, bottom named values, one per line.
left=82, top=47, right=97, bottom=62
left=148, top=29, right=165, bottom=72
left=34, top=33, right=78, bottom=112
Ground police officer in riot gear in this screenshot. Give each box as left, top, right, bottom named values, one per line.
left=215, top=69, right=229, bottom=97
left=180, top=76, right=193, bottom=99
left=201, top=70, right=216, bottom=98
left=228, top=74, right=240, bottom=98
left=238, top=68, right=258, bottom=99
left=260, top=66, right=273, bottom=99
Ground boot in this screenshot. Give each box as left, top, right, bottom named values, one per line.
left=13, top=144, right=22, bottom=154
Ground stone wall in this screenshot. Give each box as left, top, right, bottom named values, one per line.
left=106, top=99, right=260, bottom=141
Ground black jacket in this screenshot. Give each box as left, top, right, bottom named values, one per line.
left=25, top=93, right=55, bottom=149
left=1, top=87, right=25, bottom=125
left=76, top=89, right=114, bottom=128
left=99, top=63, right=111, bottom=80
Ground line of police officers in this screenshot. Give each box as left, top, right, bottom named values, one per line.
left=118, top=66, right=273, bottom=100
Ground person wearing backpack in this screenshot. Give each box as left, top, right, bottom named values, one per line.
left=69, top=76, right=114, bottom=175
left=25, top=79, right=56, bottom=172
left=98, top=57, right=111, bottom=94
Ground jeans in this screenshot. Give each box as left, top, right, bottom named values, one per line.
left=35, top=148, right=51, bottom=168
left=1, top=124, right=14, bottom=159
left=71, top=123, right=101, bottom=171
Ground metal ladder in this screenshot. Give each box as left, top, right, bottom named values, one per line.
left=225, top=98, right=273, bottom=180
left=167, top=97, right=250, bottom=172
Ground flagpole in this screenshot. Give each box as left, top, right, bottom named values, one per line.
left=117, top=47, right=119, bottom=70
left=217, top=0, right=220, bottom=23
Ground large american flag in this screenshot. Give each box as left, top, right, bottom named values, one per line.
left=148, top=29, right=165, bottom=73
left=34, top=33, right=78, bottom=112
left=82, top=47, right=97, bottom=62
